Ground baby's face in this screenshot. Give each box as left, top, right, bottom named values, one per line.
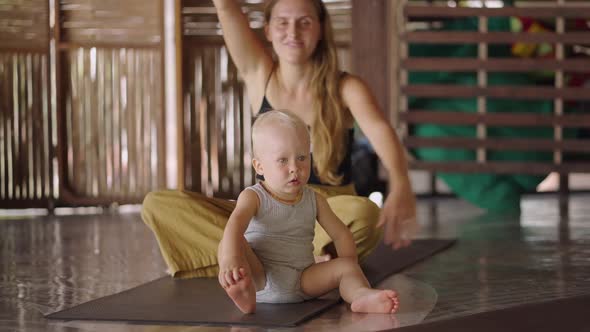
left=253, top=124, right=311, bottom=200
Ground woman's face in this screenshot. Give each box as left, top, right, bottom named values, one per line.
left=265, top=0, right=322, bottom=65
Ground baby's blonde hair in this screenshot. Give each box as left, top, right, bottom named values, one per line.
left=251, top=110, right=310, bottom=158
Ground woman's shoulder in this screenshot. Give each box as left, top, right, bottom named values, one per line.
left=339, top=72, right=370, bottom=91
left=339, top=73, right=372, bottom=103
left=338, top=71, right=366, bottom=85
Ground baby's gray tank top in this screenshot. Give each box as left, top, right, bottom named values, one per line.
left=244, top=183, right=316, bottom=270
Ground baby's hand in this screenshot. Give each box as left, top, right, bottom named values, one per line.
left=218, top=256, right=248, bottom=289
left=314, top=253, right=332, bottom=263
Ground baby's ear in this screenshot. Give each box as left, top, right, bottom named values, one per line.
left=252, top=158, right=264, bottom=175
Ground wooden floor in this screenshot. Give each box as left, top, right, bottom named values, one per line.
left=1, top=194, right=589, bottom=331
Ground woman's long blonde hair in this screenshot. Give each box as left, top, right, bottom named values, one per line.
left=264, top=0, right=352, bottom=185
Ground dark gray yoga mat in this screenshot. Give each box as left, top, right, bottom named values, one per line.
left=46, top=239, right=455, bottom=327
left=394, top=294, right=590, bottom=332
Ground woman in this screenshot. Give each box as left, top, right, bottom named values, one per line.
left=141, top=0, right=417, bottom=279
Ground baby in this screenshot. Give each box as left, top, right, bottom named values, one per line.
left=217, top=110, right=399, bottom=314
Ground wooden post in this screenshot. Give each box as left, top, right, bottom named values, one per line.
left=351, top=0, right=390, bottom=118
left=175, top=0, right=185, bottom=190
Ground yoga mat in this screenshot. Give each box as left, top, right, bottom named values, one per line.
left=46, top=239, right=455, bottom=327
left=395, top=294, right=590, bottom=332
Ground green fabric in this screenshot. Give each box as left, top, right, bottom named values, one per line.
left=407, top=16, right=578, bottom=212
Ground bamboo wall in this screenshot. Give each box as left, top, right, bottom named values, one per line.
left=0, top=0, right=167, bottom=208
left=0, top=0, right=54, bottom=208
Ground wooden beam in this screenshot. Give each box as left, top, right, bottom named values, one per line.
left=352, top=0, right=389, bottom=117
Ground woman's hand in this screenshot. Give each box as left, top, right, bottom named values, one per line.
left=376, top=180, right=419, bottom=250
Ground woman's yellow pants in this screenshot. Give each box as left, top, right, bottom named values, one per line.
left=141, top=184, right=382, bottom=279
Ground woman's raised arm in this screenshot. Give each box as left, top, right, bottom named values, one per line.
left=212, top=0, right=273, bottom=88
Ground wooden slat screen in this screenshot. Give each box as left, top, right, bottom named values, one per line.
left=1, top=0, right=167, bottom=208
left=0, top=1, right=54, bottom=208
left=182, top=45, right=250, bottom=199
left=56, top=0, right=166, bottom=205
left=60, top=48, right=164, bottom=203
left=398, top=0, right=590, bottom=175
left=181, top=0, right=352, bottom=199
left=0, top=52, right=54, bottom=207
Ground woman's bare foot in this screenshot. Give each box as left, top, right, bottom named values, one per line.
left=350, top=289, right=399, bottom=314
left=224, top=268, right=256, bottom=314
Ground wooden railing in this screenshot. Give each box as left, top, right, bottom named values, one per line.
left=397, top=0, right=590, bottom=212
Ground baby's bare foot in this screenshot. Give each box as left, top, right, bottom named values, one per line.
left=350, top=289, right=399, bottom=314
left=224, top=268, right=256, bottom=314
